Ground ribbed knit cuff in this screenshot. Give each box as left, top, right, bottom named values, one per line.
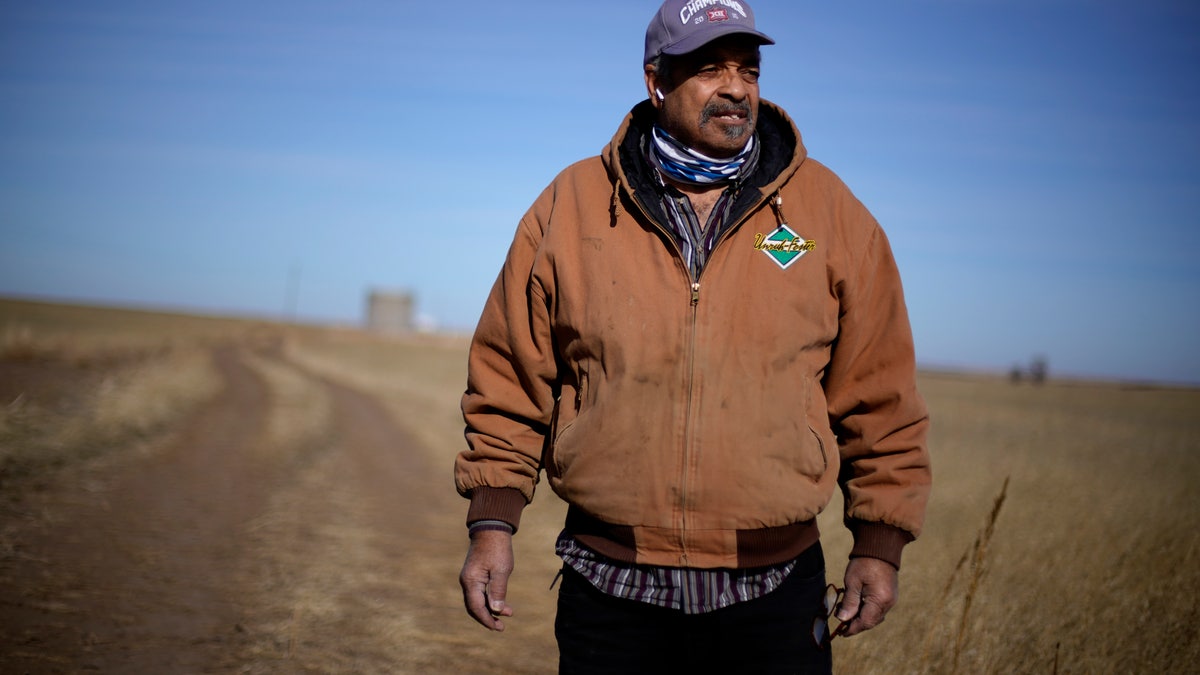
left=466, top=487, right=527, bottom=534
left=848, top=521, right=914, bottom=570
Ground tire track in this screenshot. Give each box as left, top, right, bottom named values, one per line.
left=1, top=343, right=496, bottom=673
left=0, top=345, right=272, bottom=673
left=227, top=363, right=474, bottom=673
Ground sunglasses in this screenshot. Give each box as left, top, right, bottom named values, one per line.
left=811, top=584, right=849, bottom=649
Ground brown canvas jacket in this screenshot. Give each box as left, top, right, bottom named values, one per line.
left=456, top=100, right=931, bottom=570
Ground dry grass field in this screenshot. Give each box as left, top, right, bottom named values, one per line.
left=1, top=297, right=1197, bottom=673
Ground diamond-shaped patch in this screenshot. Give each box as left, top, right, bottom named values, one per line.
left=757, top=223, right=814, bottom=270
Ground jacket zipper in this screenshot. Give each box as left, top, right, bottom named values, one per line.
left=621, top=183, right=777, bottom=565
left=686, top=278, right=700, bottom=562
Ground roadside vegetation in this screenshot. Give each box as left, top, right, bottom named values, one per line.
left=1, top=322, right=222, bottom=488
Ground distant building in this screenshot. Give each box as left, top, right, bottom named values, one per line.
left=365, top=290, right=415, bottom=334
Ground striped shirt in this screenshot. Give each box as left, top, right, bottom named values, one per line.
left=556, top=533, right=796, bottom=615
left=659, top=180, right=737, bottom=281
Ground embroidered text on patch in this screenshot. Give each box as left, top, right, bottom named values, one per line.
left=754, top=224, right=815, bottom=269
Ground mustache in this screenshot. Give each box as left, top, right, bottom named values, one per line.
left=700, top=102, right=752, bottom=125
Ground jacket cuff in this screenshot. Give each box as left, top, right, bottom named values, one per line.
left=848, top=521, right=915, bottom=570
left=466, top=487, right=527, bottom=534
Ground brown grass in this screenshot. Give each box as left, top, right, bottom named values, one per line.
left=823, top=373, right=1200, bottom=674
left=0, top=341, right=222, bottom=486
left=952, top=475, right=1008, bottom=672
left=3, top=298, right=1198, bottom=673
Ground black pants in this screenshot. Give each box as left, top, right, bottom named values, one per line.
left=555, top=543, right=833, bottom=675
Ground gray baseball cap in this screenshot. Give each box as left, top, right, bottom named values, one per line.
left=644, top=0, right=775, bottom=64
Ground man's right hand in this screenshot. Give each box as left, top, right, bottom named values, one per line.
left=459, top=529, right=515, bottom=631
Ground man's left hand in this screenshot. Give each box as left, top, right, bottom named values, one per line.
left=835, top=557, right=899, bottom=637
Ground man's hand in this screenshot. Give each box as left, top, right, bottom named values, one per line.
left=836, top=557, right=899, bottom=637
left=459, top=529, right=515, bottom=631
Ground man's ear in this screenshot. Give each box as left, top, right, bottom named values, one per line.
left=644, top=65, right=664, bottom=109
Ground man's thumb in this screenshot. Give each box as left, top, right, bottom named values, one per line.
left=835, top=586, right=861, bottom=622
left=487, top=573, right=510, bottom=613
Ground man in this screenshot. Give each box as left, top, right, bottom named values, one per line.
left=456, top=1, right=931, bottom=672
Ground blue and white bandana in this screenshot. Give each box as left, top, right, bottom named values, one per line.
left=648, top=124, right=759, bottom=185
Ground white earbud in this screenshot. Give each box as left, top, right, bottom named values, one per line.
left=655, top=88, right=665, bottom=101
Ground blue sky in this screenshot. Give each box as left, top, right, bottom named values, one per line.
left=1, top=1, right=1198, bottom=384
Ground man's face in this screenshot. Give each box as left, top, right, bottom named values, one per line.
left=647, top=35, right=762, bottom=159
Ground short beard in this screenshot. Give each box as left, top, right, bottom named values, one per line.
left=700, top=102, right=754, bottom=141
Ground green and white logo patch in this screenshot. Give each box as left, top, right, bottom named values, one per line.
left=753, top=224, right=816, bottom=270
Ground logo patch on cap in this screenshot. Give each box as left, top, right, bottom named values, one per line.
left=754, top=224, right=816, bottom=269
left=680, top=1, right=749, bottom=25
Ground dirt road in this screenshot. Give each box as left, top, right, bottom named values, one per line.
left=0, top=345, right=498, bottom=673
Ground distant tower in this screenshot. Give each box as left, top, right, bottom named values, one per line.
left=365, top=290, right=415, bottom=334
